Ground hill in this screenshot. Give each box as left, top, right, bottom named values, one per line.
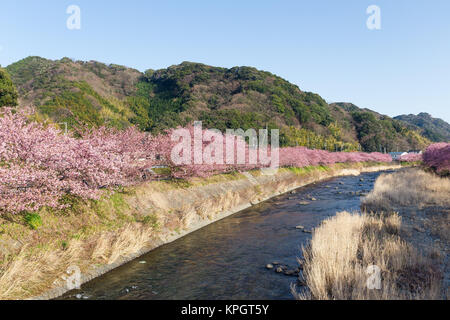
left=5, top=57, right=431, bottom=152
left=394, top=113, right=450, bottom=142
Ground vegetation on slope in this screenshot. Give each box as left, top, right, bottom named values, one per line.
left=331, top=103, right=431, bottom=152
left=6, top=57, right=433, bottom=151
left=395, top=113, right=450, bottom=142
left=6, top=56, right=140, bottom=129
left=0, top=68, right=18, bottom=107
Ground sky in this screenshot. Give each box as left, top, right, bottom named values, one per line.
left=1, top=0, right=449, bottom=122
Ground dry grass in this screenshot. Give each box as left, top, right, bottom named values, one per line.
left=0, top=223, right=153, bottom=299
left=0, top=187, right=162, bottom=299
left=294, top=211, right=442, bottom=300
left=362, top=168, right=450, bottom=211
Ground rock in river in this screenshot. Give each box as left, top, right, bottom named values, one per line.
left=283, top=269, right=298, bottom=276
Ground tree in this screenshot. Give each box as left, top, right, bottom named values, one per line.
left=0, top=67, right=18, bottom=107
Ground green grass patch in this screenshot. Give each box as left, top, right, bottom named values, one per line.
left=23, top=213, right=42, bottom=230
left=286, top=165, right=330, bottom=175
left=141, top=214, right=160, bottom=230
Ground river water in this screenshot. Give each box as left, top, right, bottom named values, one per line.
left=60, top=170, right=394, bottom=300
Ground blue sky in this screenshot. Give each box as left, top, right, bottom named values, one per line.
left=1, top=0, right=449, bottom=122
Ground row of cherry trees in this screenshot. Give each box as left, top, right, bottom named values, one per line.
left=0, top=108, right=391, bottom=214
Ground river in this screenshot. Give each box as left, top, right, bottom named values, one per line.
left=60, top=170, right=394, bottom=300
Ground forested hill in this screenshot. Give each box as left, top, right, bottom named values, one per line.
left=4, top=56, right=434, bottom=152
left=394, top=113, right=450, bottom=143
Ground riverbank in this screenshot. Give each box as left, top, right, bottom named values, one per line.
left=297, top=168, right=448, bottom=300
left=0, top=162, right=403, bottom=300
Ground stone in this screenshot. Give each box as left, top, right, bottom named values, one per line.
left=298, top=201, right=310, bottom=205
left=303, top=229, right=312, bottom=234
left=276, top=267, right=284, bottom=273
left=284, top=270, right=298, bottom=276
left=310, top=197, right=317, bottom=201
left=295, top=225, right=305, bottom=230
left=266, top=264, right=274, bottom=269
